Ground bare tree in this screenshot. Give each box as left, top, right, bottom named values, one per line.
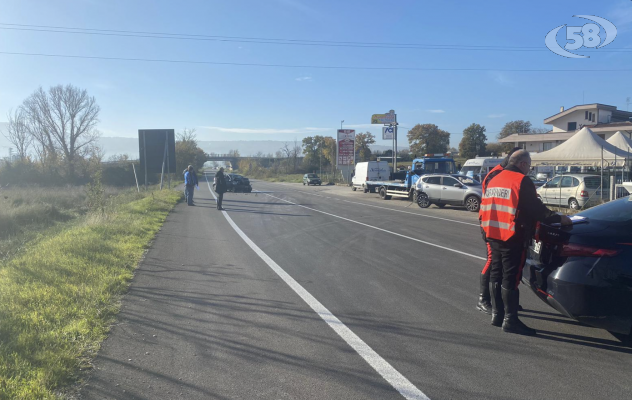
left=281, top=143, right=292, bottom=174
left=4, top=108, right=32, bottom=160
left=292, top=139, right=301, bottom=173
left=21, top=85, right=101, bottom=179
left=176, top=127, right=197, bottom=144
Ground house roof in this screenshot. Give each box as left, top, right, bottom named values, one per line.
left=498, top=132, right=573, bottom=143
left=543, top=103, right=632, bottom=124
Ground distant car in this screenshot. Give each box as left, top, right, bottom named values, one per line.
left=226, top=174, right=252, bottom=193
left=536, top=172, right=550, bottom=181
left=415, top=174, right=482, bottom=212
left=303, top=173, right=322, bottom=186
left=536, top=174, right=604, bottom=210
left=528, top=175, right=546, bottom=188
left=524, top=195, right=632, bottom=342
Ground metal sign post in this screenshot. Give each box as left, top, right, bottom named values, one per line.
left=373, top=110, right=397, bottom=174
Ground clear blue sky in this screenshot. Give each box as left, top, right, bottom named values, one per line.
left=1, top=0, right=631, bottom=149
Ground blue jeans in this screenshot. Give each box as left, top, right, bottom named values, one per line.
left=185, top=185, right=194, bottom=205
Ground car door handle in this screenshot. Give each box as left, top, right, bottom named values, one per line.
left=442, top=187, right=447, bottom=190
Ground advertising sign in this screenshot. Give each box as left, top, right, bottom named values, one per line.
left=337, top=129, right=355, bottom=166
left=382, top=126, right=394, bottom=140
left=371, top=110, right=396, bottom=124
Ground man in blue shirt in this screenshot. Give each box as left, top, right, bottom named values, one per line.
left=184, top=165, right=198, bottom=206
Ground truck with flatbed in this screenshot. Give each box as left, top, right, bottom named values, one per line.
left=362, top=154, right=457, bottom=200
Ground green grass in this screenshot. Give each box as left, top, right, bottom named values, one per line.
left=0, top=188, right=182, bottom=399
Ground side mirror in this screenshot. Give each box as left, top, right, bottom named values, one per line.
left=454, top=183, right=462, bottom=188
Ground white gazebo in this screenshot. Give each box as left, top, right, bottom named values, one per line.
left=530, top=127, right=632, bottom=167
left=606, top=131, right=632, bottom=153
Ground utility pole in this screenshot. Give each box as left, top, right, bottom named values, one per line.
left=341, top=120, right=344, bottom=129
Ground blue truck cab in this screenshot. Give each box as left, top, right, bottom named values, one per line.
left=367, top=153, right=457, bottom=200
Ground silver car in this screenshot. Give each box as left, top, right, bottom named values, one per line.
left=536, top=174, right=604, bottom=210
left=415, top=174, right=482, bottom=212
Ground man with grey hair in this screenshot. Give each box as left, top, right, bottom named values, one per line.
left=480, top=149, right=571, bottom=335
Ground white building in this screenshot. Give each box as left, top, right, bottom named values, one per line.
left=499, top=104, right=632, bottom=153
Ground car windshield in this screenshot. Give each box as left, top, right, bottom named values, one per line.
left=460, top=166, right=481, bottom=175
left=424, top=161, right=456, bottom=174
left=578, top=196, right=632, bottom=223
left=307, top=174, right=318, bottom=178
left=455, top=176, right=480, bottom=185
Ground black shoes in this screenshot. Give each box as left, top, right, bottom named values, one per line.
left=489, top=282, right=504, bottom=327
left=477, top=274, right=492, bottom=315
left=501, top=287, right=536, bottom=336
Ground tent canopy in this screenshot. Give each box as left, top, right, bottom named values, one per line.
left=606, top=131, right=632, bottom=152
left=531, top=127, right=632, bottom=167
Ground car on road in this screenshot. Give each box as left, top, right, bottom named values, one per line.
left=524, top=195, right=632, bottom=342
left=415, top=174, right=482, bottom=212
left=213, top=174, right=252, bottom=193
left=303, top=173, right=322, bottom=186
left=536, top=174, right=604, bottom=210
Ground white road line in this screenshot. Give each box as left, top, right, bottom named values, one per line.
left=264, top=182, right=479, bottom=227
left=204, top=176, right=430, bottom=400
left=265, top=193, right=486, bottom=262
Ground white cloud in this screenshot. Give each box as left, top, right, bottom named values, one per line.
left=200, top=126, right=331, bottom=135
left=426, top=109, right=445, bottom=113
left=488, top=114, right=506, bottom=118
left=295, top=76, right=312, bottom=81
left=489, top=71, right=513, bottom=87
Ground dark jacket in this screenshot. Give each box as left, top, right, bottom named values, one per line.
left=487, top=165, right=561, bottom=244
left=215, top=171, right=227, bottom=194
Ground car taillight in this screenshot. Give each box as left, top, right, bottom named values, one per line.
left=580, top=190, right=589, bottom=197
left=560, top=243, right=620, bottom=257
left=366, top=176, right=369, bottom=180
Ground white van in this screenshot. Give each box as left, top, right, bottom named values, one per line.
left=352, top=161, right=390, bottom=193
left=460, top=157, right=503, bottom=183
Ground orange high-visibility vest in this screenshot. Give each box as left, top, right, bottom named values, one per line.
left=479, top=170, right=523, bottom=241
left=482, top=164, right=504, bottom=192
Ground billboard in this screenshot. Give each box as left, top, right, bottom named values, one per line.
left=371, top=111, right=396, bottom=125
left=138, top=129, right=176, bottom=174
left=337, top=129, right=355, bottom=166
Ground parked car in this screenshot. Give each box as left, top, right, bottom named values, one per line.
left=536, top=174, right=604, bottom=210
left=227, top=174, right=252, bottom=192
left=303, top=173, right=322, bottom=186
left=524, top=195, right=632, bottom=342
left=415, top=174, right=482, bottom=212
left=528, top=175, right=546, bottom=188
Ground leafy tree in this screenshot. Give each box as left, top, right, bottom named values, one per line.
left=407, top=124, right=450, bottom=156
left=485, top=142, right=505, bottom=157
left=458, top=123, right=487, bottom=159
left=498, top=120, right=533, bottom=151
left=175, top=128, right=206, bottom=173
left=355, top=132, right=376, bottom=162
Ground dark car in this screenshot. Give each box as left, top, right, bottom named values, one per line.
left=303, top=173, right=321, bottom=186
left=226, top=174, right=252, bottom=193
left=523, top=195, right=632, bottom=342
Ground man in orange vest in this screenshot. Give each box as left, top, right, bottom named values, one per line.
left=480, top=150, right=571, bottom=335
left=477, top=147, right=522, bottom=314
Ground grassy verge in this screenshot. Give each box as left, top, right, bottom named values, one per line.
left=0, top=188, right=182, bottom=399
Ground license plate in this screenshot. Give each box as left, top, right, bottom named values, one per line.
left=533, top=240, right=542, bottom=254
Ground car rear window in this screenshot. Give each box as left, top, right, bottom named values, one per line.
left=583, top=177, right=602, bottom=189
left=578, top=196, right=632, bottom=223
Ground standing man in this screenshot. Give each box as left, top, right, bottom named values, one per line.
left=477, top=147, right=522, bottom=314
left=214, top=167, right=227, bottom=211
left=184, top=166, right=197, bottom=206
left=480, top=150, right=571, bottom=335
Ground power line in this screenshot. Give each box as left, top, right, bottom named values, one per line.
left=2, top=51, right=632, bottom=72
left=2, top=22, right=631, bottom=52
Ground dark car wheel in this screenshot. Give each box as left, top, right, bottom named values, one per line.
left=352, top=186, right=357, bottom=191
left=303, top=182, right=305, bottom=185
left=417, top=193, right=430, bottom=208
left=465, top=195, right=481, bottom=212
left=412, top=191, right=418, bottom=203
left=379, top=187, right=391, bottom=200
left=569, top=198, right=580, bottom=210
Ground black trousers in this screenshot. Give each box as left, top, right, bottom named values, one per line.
left=488, top=239, right=528, bottom=290
left=217, top=192, right=224, bottom=209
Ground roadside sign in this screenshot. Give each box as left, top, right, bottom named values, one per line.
left=337, top=129, right=355, bottom=166
left=371, top=110, right=396, bottom=124
left=382, top=126, right=394, bottom=140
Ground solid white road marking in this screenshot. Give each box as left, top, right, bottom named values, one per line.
left=264, top=193, right=486, bottom=261
left=203, top=176, right=430, bottom=400
left=264, top=182, right=479, bottom=227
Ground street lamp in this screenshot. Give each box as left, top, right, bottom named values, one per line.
left=341, top=120, right=344, bottom=129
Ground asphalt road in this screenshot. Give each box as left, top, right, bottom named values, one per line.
left=79, top=173, right=632, bottom=400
